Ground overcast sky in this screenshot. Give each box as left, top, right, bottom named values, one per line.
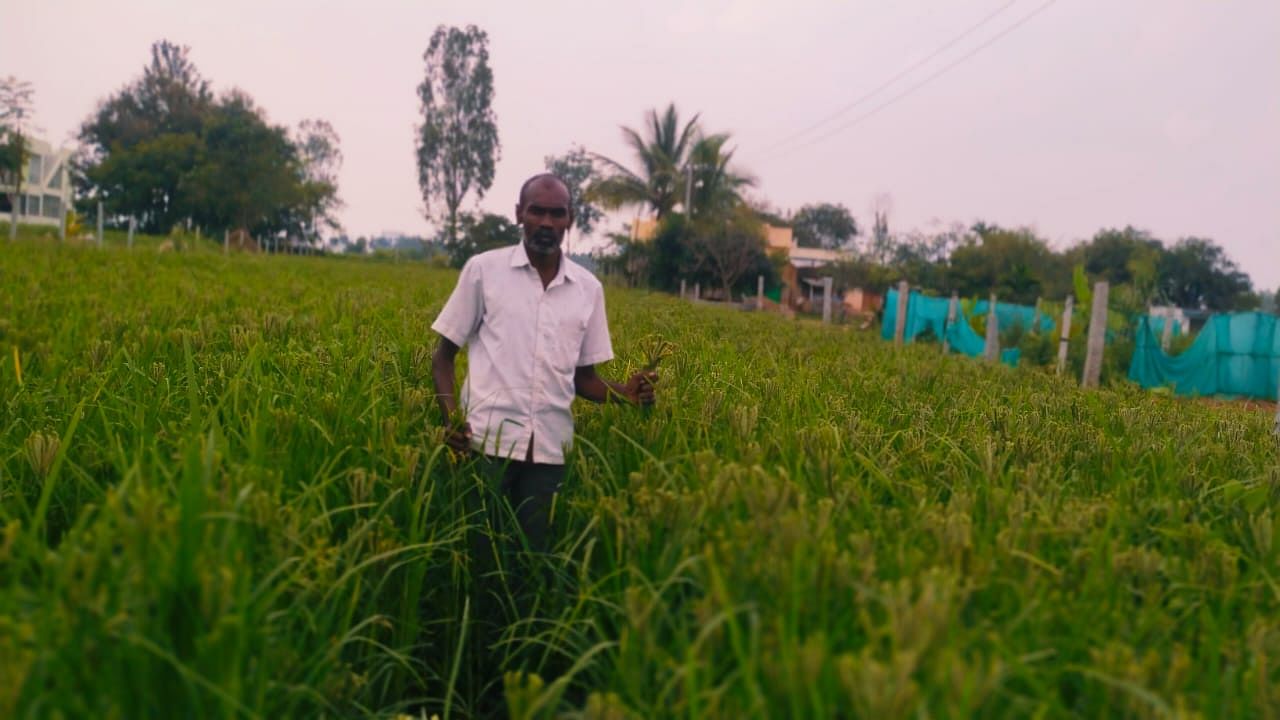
left=7, top=0, right=1278, bottom=290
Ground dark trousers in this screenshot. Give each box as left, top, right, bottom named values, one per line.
left=459, top=456, right=568, bottom=713
left=464, top=455, right=566, bottom=621
left=474, top=454, right=566, bottom=555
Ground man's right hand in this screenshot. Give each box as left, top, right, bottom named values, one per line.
left=444, top=420, right=473, bottom=454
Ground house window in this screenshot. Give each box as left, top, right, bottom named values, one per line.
left=24, top=194, right=41, bottom=216
left=27, top=155, right=43, bottom=186
left=47, top=162, right=62, bottom=189
left=43, top=194, right=61, bottom=219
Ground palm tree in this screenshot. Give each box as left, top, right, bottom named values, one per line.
left=685, top=132, right=755, bottom=218
left=588, top=104, right=701, bottom=220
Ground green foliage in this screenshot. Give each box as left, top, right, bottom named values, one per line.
left=415, top=25, right=499, bottom=249
left=2, top=240, right=1278, bottom=717
left=947, top=226, right=1066, bottom=304
left=448, top=212, right=520, bottom=268
left=1073, top=264, right=1092, bottom=308
left=1157, top=237, right=1256, bottom=311
left=791, top=202, right=858, bottom=249
left=76, top=41, right=339, bottom=241
left=0, top=75, right=37, bottom=240
left=687, top=202, right=770, bottom=299
left=544, top=145, right=603, bottom=239
left=588, top=104, right=701, bottom=219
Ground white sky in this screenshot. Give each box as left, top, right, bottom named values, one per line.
left=6, top=0, right=1279, bottom=291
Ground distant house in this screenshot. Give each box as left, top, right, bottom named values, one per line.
left=764, top=224, right=858, bottom=310
left=0, top=136, right=74, bottom=228
left=627, top=214, right=870, bottom=313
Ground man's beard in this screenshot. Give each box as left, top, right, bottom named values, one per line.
left=528, top=230, right=560, bottom=254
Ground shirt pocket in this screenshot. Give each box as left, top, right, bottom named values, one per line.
left=550, top=313, right=588, bottom=373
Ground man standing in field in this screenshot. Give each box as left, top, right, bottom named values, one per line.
left=430, top=172, right=657, bottom=556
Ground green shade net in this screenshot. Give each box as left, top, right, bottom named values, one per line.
left=882, top=288, right=1020, bottom=367
left=972, top=299, right=1055, bottom=333
left=1129, top=312, right=1279, bottom=400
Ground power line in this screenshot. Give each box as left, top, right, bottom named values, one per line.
left=788, top=0, right=1058, bottom=154
left=760, top=0, right=1021, bottom=156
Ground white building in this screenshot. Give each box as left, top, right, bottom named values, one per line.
left=0, top=136, right=74, bottom=227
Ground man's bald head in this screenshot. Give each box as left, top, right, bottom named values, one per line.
left=519, top=173, right=573, bottom=207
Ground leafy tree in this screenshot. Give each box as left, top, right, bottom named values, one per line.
left=187, top=91, right=304, bottom=238
left=294, top=118, right=344, bottom=244
left=947, top=226, right=1061, bottom=304
left=447, top=212, right=520, bottom=268
left=0, top=76, right=36, bottom=240
left=544, top=145, right=602, bottom=252
left=688, top=204, right=769, bottom=300
left=415, top=25, right=499, bottom=251
left=589, top=104, right=701, bottom=219
left=77, top=41, right=213, bottom=233
left=1080, top=226, right=1163, bottom=291
left=77, top=40, right=341, bottom=244
left=685, top=133, right=754, bottom=218
left=1157, top=237, right=1256, bottom=310
left=792, top=202, right=858, bottom=249
left=890, top=223, right=972, bottom=291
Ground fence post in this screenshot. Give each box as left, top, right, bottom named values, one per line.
left=942, top=292, right=958, bottom=354
left=984, top=292, right=999, bottom=362
left=127, top=217, right=135, bottom=249
left=1081, top=281, right=1109, bottom=388
left=894, top=281, right=909, bottom=346
left=1057, top=296, right=1074, bottom=375
left=58, top=208, right=66, bottom=241
left=679, top=279, right=686, bottom=300
left=1031, top=297, right=1042, bottom=334
left=96, top=201, right=104, bottom=247
left=1160, top=314, right=1174, bottom=351
left=822, top=277, right=833, bottom=324
left=224, top=229, right=229, bottom=255
left=694, top=283, right=700, bottom=301
left=1274, top=364, right=1280, bottom=437
left=757, top=275, right=765, bottom=311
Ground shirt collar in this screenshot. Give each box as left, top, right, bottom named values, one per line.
left=508, top=243, right=576, bottom=285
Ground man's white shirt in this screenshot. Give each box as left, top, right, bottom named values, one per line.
left=431, top=244, right=613, bottom=464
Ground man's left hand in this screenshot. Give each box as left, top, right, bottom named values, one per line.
left=624, top=371, right=658, bottom=405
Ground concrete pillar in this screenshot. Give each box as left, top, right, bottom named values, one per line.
left=984, top=292, right=999, bottom=362
left=127, top=217, right=135, bottom=249
left=757, top=275, right=765, bottom=311
left=1082, top=282, right=1109, bottom=388
left=942, top=293, right=958, bottom=354
left=679, top=279, right=686, bottom=300
left=1274, top=365, right=1280, bottom=438
left=96, top=201, right=104, bottom=247
left=1031, top=297, right=1042, bottom=335
left=58, top=207, right=66, bottom=241
left=694, top=283, right=700, bottom=301
left=224, top=229, right=229, bottom=255
left=1160, top=314, right=1174, bottom=351
left=893, top=281, right=909, bottom=346
left=1056, top=296, right=1074, bottom=375
left=821, top=276, right=833, bottom=324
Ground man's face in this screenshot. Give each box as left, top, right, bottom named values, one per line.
left=517, top=179, right=573, bottom=257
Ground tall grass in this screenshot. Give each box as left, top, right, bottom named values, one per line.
left=1, top=239, right=1276, bottom=718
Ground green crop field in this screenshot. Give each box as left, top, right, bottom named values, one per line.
left=1, top=239, right=1277, bottom=719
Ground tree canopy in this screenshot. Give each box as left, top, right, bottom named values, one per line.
left=544, top=146, right=603, bottom=248
left=416, top=25, right=499, bottom=250
left=589, top=104, right=703, bottom=219
left=76, top=41, right=340, bottom=241
left=791, top=202, right=858, bottom=250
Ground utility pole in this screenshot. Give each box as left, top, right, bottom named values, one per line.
left=684, top=164, right=693, bottom=216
